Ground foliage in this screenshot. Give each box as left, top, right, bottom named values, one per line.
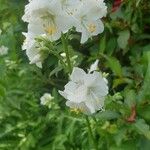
left=0, top=0, right=150, bottom=149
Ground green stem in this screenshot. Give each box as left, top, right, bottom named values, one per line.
left=49, top=49, right=67, bottom=68
left=41, top=46, right=67, bottom=69
left=85, top=116, right=98, bottom=150
left=61, top=33, right=72, bottom=73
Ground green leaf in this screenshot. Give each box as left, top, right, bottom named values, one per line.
left=52, top=134, right=67, bottom=150
left=0, top=84, right=6, bottom=97
left=133, top=119, right=150, bottom=140
left=138, top=105, right=150, bottom=121
left=138, top=51, right=150, bottom=102
left=106, top=37, right=117, bottom=56
left=95, top=110, right=120, bottom=120
left=117, top=30, right=130, bottom=49
left=114, top=128, right=127, bottom=146
left=106, top=56, right=123, bottom=77
left=124, top=89, right=136, bottom=108
left=99, top=34, right=106, bottom=54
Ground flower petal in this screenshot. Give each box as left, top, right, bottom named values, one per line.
left=70, top=67, right=86, bottom=82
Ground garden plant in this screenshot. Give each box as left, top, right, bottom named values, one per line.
left=0, top=0, right=150, bottom=149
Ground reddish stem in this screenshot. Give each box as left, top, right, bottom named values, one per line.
left=126, top=105, right=136, bottom=123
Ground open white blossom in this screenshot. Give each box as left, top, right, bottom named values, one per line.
left=40, top=93, right=54, bottom=106
left=73, top=0, right=107, bottom=43
left=23, top=0, right=74, bottom=41
left=22, top=0, right=107, bottom=43
left=0, top=45, right=9, bottom=56
left=59, top=67, right=108, bottom=114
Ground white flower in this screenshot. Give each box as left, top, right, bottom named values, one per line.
left=40, top=93, right=54, bottom=106
left=22, top=0, right=107, bottom=67
left=73, top=0, right=107, bottom=43
left=0, top=45, right=9, bottom=56
left=22, top=32, right=43, bottom=68
left=89, top=59, right=99, bottom=73
left=59, top=67, right=108, bottom=114
left=22, top=0, right=74, bottom=41
left=22, top=0, right=107, bottom=44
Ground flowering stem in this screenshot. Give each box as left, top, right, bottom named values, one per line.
left=61, top=33, right=72, bottom=73
left=41, top=47, right=67, bottom=68
left=85, top=116, right=98, bottom=150
left=41, top=42, right=67, bottom=69
left=49, top=49, right=67, bottom=68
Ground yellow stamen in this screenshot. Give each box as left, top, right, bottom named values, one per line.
left=70, top=108, right=83, bottom=114
left=44, top=26, right=57, bottom=35
left=88, top=23, right=96, bottom=33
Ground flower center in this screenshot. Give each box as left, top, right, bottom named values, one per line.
left=44, top=25, right=57, bottom=35
left=87, top=86, right=98, bottom=99
left=40, top=11, right=57, bottom=35
left=70, top=108, right=81, bottom=114
left=70, top=107, right=84, bottom=114
left=88, top=23, right=96, bottom=33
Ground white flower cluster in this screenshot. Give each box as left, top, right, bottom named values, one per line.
left=59, top=66, right=108, bottom=114
left=22, top=0, right=107, bottom=67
